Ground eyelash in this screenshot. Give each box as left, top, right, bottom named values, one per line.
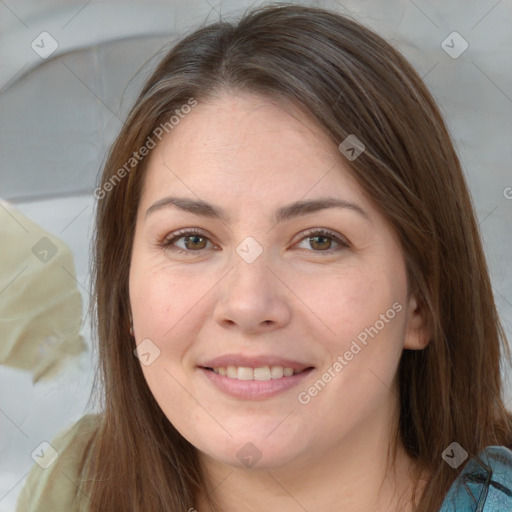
left=159, top=228, right=350, bottom=256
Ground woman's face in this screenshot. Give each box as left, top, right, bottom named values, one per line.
left=129, top=92, right=428, bottom=471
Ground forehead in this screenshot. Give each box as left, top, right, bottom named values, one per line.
left=139, top=92, right=370, bottom=217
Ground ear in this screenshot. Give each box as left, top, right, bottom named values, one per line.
left=403, top=293, right=431, bottom=350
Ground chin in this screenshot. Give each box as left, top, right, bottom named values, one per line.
left=189, top=428, right=310, bottom=471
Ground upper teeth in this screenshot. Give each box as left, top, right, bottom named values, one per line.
left=212, top=365, right=298, bottom=380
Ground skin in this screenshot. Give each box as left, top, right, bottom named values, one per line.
left=129, top=91, right=430, bottom=511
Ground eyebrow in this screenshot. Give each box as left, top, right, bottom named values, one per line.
left=145, top=196, right=371, bottom=224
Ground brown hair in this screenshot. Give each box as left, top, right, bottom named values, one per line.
left=80, top=3, right=512, bottom=511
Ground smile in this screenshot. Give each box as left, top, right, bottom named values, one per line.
left=198, top=364, right=314, bottom=400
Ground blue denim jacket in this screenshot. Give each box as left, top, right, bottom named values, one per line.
left=438, top=446, right=512, bottom=511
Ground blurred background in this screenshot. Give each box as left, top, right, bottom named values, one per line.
left=1, top=0, right=511, bottom=510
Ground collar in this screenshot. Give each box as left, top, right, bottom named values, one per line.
left=439, top=445, right=512, bottom=511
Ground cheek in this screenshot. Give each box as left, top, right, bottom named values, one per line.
left=130, top=264, right=208, bottom=430
left=130, top=260, right=215, bottom=343
left=292, top=264, right=403, bottom=350
left=295, top=266, right=407, bottom=413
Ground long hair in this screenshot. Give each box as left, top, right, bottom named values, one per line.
left=80, top=4, right=512, bottom=511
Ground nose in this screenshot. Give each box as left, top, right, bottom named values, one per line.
left=213, top=252, right=292, bottom=334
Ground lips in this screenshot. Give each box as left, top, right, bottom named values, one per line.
left=198, top=365, right=314, bottom=400
left=197, top=354, right=315, bottom=399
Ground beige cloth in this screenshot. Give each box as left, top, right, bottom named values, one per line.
left=16, top=414, right=101, bottom=512
left=0, top=200, right=87, bottom=382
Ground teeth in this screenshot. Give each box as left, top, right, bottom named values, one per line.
left=271, top=366, right=283, bottom=378
left=211, top=365, right=302, bottom=380
left=237, top=367, right=253, bottom=380
left=253, top=366, right=271, bottom=380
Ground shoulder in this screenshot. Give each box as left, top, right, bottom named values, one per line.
left=439, top=445, right=512, bottom=511
left=16, top=414, right=102, bottom=512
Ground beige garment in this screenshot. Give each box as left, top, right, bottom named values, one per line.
left=0, top=200, right=87, bottom=382
left=16, top=414, right=101, bottom=512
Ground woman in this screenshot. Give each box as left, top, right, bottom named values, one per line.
left=17, top=4, right=512, bottom=511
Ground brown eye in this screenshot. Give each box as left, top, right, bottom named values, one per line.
left=161, top=229, right=216, bottom=254
left=296, top=229, right=349, bottom=253
left=309, top=234, right=332, bottom=251
left=181, top=234, right=208, bottom=250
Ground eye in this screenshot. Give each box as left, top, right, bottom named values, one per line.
left=160, top=228, right=349, bottom=256
left=160, top=228, right=217, bottom=255
left=295, top=228, right=349, bottom=254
